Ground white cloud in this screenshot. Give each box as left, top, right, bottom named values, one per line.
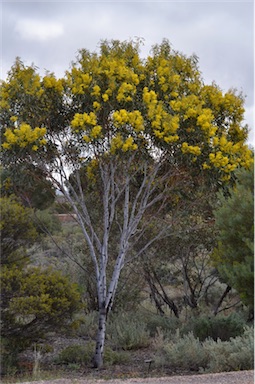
left=15, top=19, right=64, bottom=41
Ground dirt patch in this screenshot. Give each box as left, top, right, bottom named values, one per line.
left=16, top=370, right=255, bottom=384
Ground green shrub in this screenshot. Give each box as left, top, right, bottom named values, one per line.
left=145, top=313, right=181, bottom=338
left=155, top=332, right=209, bottom=371
left=56, top=342, right=128, bottom=367
left=203, top=326, right=254, bottom=372
left=57, top=343, right=93, bottom=365
left=108, top=312, right=150, bottom=350
left=183, top=313, right=246, bottom=341
left=155, top=326, right=254, bottom=373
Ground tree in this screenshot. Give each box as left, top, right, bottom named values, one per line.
left=0, top=39, right=253, bottom=367
left=0, top=196, right=81, bottom=374
left=212, top=165, right=254, bottom=315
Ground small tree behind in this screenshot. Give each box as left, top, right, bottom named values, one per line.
left=213, top=165, right=254, bottom=315
left=0, top=197, right=81, bottom=375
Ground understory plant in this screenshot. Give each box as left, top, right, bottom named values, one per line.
left=155, top=326, right=254, bottom=373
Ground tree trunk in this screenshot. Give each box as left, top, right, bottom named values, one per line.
left=92, top=305, right=107, bottom=368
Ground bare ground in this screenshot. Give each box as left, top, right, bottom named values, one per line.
left=16, top=370, right=254, bottom=384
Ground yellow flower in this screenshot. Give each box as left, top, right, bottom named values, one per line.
left=91, top=125, right=102, bottom=138
left=2, top=142, right=11, bottom=149
left=92, top=85, right=101, bottom=97
left=102, top=93, right=109, bottom=102
left=83, top=135, right=90, bottom=143
left=122, top=136, right=135, bottom=152
left=3, top=124, right=47, bottom=149
left=93, top=101, right=101, bottom=111
left=181, top=142, right=201, bottom=156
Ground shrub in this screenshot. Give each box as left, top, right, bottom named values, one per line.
left=155, top=332, right=209, bottom=371
left=57, top=343, right=94, bottom=365
left=56, top=342, right=128, bottom=367
left=108, top=312, right=150, bottom=350
left=183, top=313, right=246, bottom=341
left=203, top=326, right=254, bottom=372
left=145, top=312, right=181, bottom=338
left=155, top=326, right=254, bottom=373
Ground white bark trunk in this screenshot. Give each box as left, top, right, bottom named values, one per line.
left=93, top=305, right=107, bottom=368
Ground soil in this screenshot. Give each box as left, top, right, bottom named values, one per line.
left=12, top=370, right=255, bottom=384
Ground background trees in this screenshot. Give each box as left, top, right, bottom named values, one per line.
left=213, top=165, right=254, bottom=316
left=0, top=39, right=253, bottom=368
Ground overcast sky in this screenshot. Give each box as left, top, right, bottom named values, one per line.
left=1, top=0, right=254, bottom=144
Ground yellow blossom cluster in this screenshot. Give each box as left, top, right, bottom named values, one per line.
left=196, top=108, right=215, bottom=137
left=68, top=68, right=92, bottom=94
left=110, top=134, right=137, bottom=154
left=181, top=142, right=201, bottom=156
left=71, top=56, right=142, bottom=105
left=92, top=85, right=101, bottom=97
left=143, top=87, right=179, bottom=143
left=201, top=86, right=245, bottom=117
left=71, top=112, right=102, bottom=142
left=202, top=134, right=253, bottom=177
left=72, top=112, right=97, bottom=130
left=43, top=76, right=63, bottom=93
left=170, top=94, right=202, bottom=119
left=156, top=59, right=181, bottom=95
left=99, top=58, right=140, bottom=85
left=117, top=82, right=136, bottom=102
left=93, top=101, right=101, bottom=111
left=2, top=123, right=47, bottom=151
left=112, top=109, right=144, bottom=132
left=17, top=70, right=42, bottom=97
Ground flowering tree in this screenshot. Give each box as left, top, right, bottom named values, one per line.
left=0, top=39, right=253, bottom=368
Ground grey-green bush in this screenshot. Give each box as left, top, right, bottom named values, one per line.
left=155, top=332, right=209, bottom=371
left=108, top=312, right=150, bottom=350
left=203, top=326, right=254, bottom=372
left=145, top=313, right=181, bottom=338
left=155, top=326, right=254, bottom=373
left=56, top=342, right=128, bottom=367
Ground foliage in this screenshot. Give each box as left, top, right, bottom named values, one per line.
left=202, top=326, right=254, bottom=372
left=0, top=195, right=38, bottom=266
left=182, top=313, right=246, bottom=341
left=1, top=165, right=55, bottom=210
left=56, top=343, right=94, bottom=365
left=144, top=312, right=181, bottom=338
left=0, top=196, right=82, bottom=376
left=32, top=208, right=62, bottom=235
left=56, top=342, right=128, bottom=366
left=156, top=332, right=208, bottom=371
left=213, top=165, right=254, bottom=311
left=155, top=326, right=254, bottom=373
left=1, top=265, right=82, bottom=339
left=108, top=312, right=150, bottom=350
